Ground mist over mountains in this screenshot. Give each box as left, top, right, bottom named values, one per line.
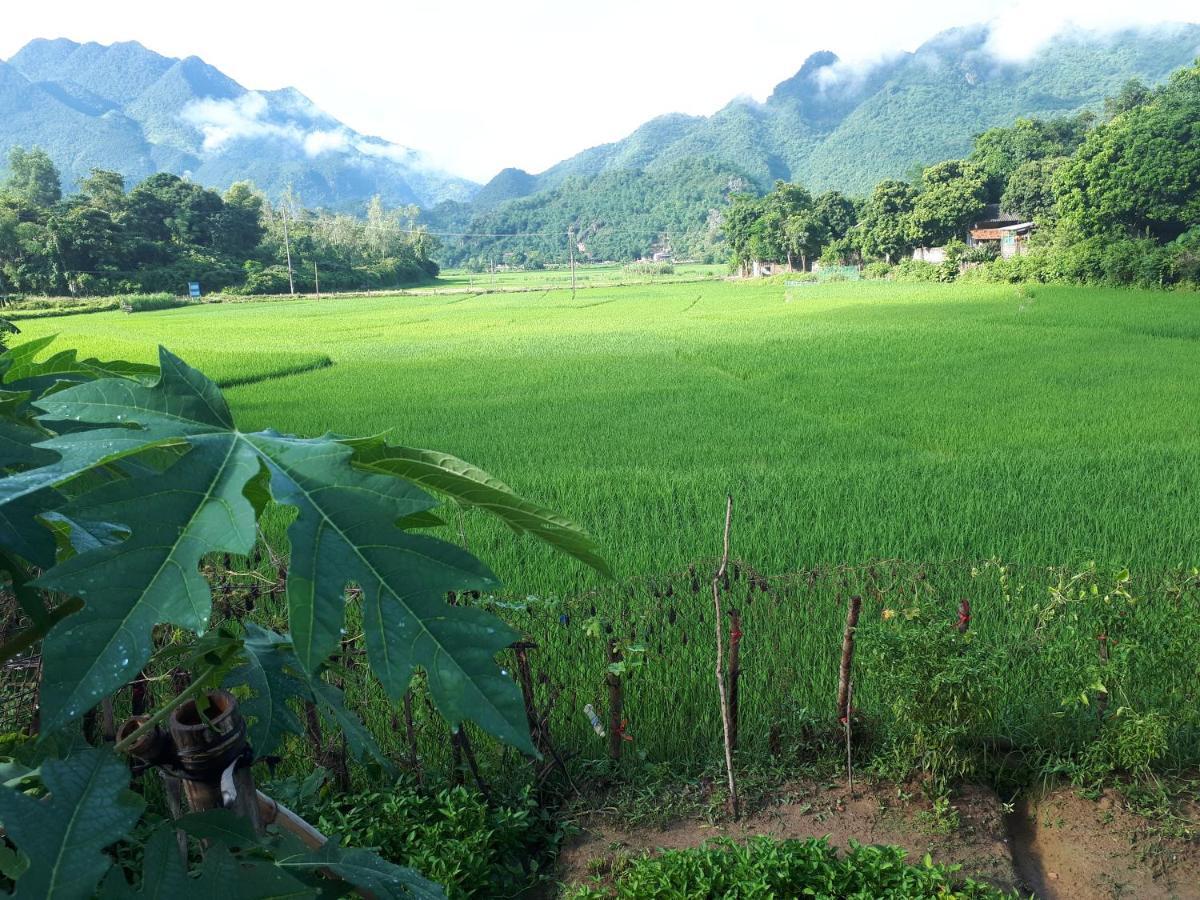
left=476, top=22, right=1200, bottom=208
left=1, top=21, right=1198, bottom=228
left=0, top=37, right=476, bottom=208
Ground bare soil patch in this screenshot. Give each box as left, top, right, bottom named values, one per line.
left=1009, top=787, right=1200, bottom=899
left=558, top=779, right=1018, bottom=893
left=557, top=780, right=1200, bottom=898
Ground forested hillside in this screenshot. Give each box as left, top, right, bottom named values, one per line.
left=0, top=38, right=476, bottom=209
left=0, top=150, right=440, bottom=296
left=438, top=23, right=1199, bottom=264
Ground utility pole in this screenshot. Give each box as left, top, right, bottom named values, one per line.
left=281, top=209, right=295, bottom=296
left=568, top=228, right=576, bottom=300
left=313, top=261, right=320, bottom=300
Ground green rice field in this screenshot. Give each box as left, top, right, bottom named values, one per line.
left=15, top=278, right=1200, bottom=773
left=17, top=278, right=1200, bottom=587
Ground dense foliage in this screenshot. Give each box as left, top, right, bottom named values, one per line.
left=285, top=774, right=559, bottom=898
left=0, top=336, right=604, bottom=896
left=720, top=59, right=1200, bottom=289
left=0, top=153, right=440, bottom=296
left=566, top=836, right=1012, bottom=899
left=439, top=158, right=746, bottom=267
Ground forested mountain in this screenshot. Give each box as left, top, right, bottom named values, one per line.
left=490, top=23, right=1200, bottom=201
left=435, top=23, right=1200, bottom=265
left=0, top=38, right=477, bottom=209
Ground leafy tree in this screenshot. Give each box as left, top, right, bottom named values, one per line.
left=4, top=147, right=62, bottom=208
left=79, top=169, right=127, bottom=215
left=968, top=114, right=1092, bottom=201
left=1104, top=78, right=1154, bottom=119
left=859, top=179, right=918, bottom=263
left=812, top=191, right=857, bottom=244
left=1001, top=157, right=1066, bottom=222
left=907, top=160, right=988, bottom=248
left=0, top=338, right=607, bottom=897
left=1056, top=63, right=1200, bottom=242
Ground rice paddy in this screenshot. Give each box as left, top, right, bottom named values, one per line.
left=16, top=278, right=1200, bottom=775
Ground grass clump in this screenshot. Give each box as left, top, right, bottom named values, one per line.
left=124, top=292, right=189, bottom=312
left=566, top=836, right=1014, bottom=899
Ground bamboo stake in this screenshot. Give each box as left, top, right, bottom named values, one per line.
left=728, top=609, right=743, bottom=752
left=712, top=494, right=739, bottom=819
left=845, top=680, right=854, bottom=795
left=836, top=595, right=862, bottom=721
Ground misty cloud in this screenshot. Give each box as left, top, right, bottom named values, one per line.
left=181, top=92, right=419, bottom=163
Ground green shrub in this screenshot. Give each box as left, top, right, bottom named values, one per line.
left=566, top=836, right=1012, bottom=899
left=125, top=292, right=188, bottom=312
left=867, top=607, right=999, bottom=794
left=862, top=261, right=893, bottom=279
left=294, top=776, right=560, bottom=898
left=623, top=261, right=675, bottom=277
left=892, top=259, right=951, bottom=282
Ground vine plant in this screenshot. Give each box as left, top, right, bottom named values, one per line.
left=0, top=337, right=608, bottom=897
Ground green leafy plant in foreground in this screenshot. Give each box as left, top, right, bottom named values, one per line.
left=565, top=836, right=1015, bottom=899
left=0, top=336, right=606, bottom=897
left=289, top=775, right=560, bottom=899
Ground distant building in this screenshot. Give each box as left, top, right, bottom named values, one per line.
left=968, top=204, right=1034, bottom=258
left=911, top=246, right=948, bottom=264
left=912, top=205, right=1036, bottom=264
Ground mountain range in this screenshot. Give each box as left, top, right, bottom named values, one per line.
left=475, top=22, right=1200, bottom=208
left=2, top=23, right=1199, bottom=234
left=0, top=37, right=476, bottom=208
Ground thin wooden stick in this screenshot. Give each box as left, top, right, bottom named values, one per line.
left=728, top=609, right=742, bottom=752
left=606, top=640, right=624, bottom=762
left=845, top=679, right=854, bottom=795
left=711, top=494, right=739, bottom=819
left=836, top=595, right=862, bottom=721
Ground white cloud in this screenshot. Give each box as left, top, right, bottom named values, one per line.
left=181, top=91, right=302, bottom=151
left=303, top=129, right=349, bottom=156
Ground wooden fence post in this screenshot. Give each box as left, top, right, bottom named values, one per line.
left=837, top=596, right=862, bottom=722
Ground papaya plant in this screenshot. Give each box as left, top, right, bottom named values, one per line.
left=0, top=337, right=607, bottom=897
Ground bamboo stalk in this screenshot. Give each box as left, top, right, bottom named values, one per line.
left=712, top=495, right=739, bottom=819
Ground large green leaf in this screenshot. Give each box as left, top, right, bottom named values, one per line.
left=349, top=439, right=612, bottom=578
left=224, top=624, right=308, bottom=758
left=98, top=827, right=192, bottom=899
left=225, top=625, right=388, bottom=766
left=0, top=747, right=144, bottom=899
left=25, top=347, right=538, bottom=753
left=193, top=845, right=310, bottom=899
left=278, top=838, right=445, bottom=899
left=36, top=436, right=261, bottom=729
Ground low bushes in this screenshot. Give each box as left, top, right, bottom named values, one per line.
left=567, top=836, right=1012, bottom=899
left=623, top=261, right=675, bottom=278
left=124, top=292, right=190, bottom=312
left=282, top=774, right=562, bottom=898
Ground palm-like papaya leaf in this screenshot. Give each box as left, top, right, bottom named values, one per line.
left=279, top=837, right=445, bottom=899
left=348, top=439, right=612, bottom=578
left=23, top=346, right=538, bottom=754
left=0, top=747, right=144, bottom=900
left=97, top=827, right=192, bottom=899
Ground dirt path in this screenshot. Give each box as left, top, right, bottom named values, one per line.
left=557, top=781, right=1200, bottom=898
left=1009, top=788, right=1200, bottom=899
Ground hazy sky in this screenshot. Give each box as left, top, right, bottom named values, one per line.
left=1, top=1, right=1197, bottom=182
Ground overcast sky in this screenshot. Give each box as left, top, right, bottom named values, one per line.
left=2, top=1, right=1197, bottom=182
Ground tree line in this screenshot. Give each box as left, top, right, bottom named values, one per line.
left=722, top=63, right=1200, bottom=288
left=0, top=151, right=441, bottom=297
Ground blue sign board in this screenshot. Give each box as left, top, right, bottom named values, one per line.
left=188, top=282, right=201, bottom=299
